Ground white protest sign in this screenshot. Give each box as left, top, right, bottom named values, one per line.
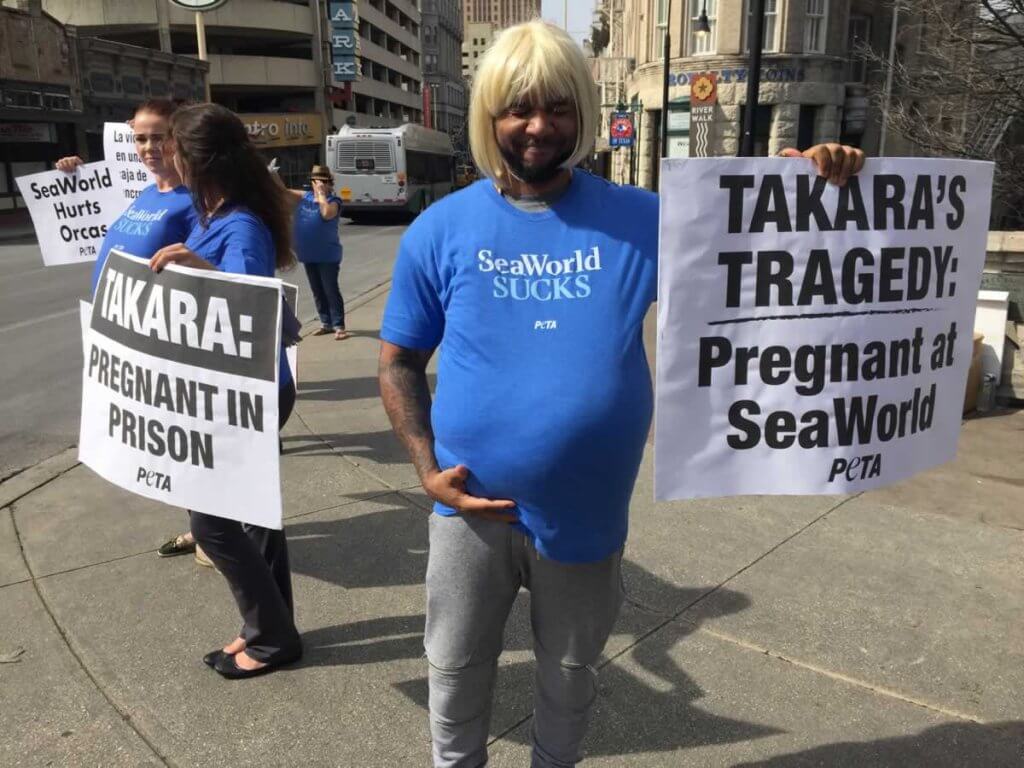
left=103, top=122, right=152, bottom=203
left=79, top=250, right=285, bottom=528
left=282, top=281, right=299, bottom=383
left=14, top=162, right=126, bottom=266
left=655, top=158, right=994, bottom=499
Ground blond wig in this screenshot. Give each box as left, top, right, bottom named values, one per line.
left=468, top=20, right=599, bottom=188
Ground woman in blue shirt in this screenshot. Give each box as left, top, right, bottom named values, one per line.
left=58, top=100, right=209, bottom=566
left=284, top=165, right=348, bottom=339
left=150, top=103, right=301, bottom=680
left=56, top=99, right=199, bottom=297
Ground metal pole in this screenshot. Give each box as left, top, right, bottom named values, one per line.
left=195, top=11, right=211, bottom=102
left=155, top=0, right=172, bottom=53
left=564, top=0, right=569, bottom=31
left=740, top=0, right=765, bottom=156
left=660, top=0, right=672, bottom=159
left=879, top=0, right=900, bottom=156
left=310, top=0, right=331, bottom=160
left=635, top=103, right=643, bottom=187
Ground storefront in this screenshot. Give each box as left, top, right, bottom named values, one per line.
left=0, top=119, right=77, bottom=212
left=0, top=4, right=84, bottom=213
left=238, top=113, right=324, bottom=189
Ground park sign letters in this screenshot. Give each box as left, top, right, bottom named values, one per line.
left=79, top=250, right=286, bottom=528
left=655, top=157, right=994, bottom=498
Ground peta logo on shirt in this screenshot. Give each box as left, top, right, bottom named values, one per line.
left=477, top=246, right=602, bottom=301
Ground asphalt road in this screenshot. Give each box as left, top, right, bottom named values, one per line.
left=0, top=220, right=406, bottom=480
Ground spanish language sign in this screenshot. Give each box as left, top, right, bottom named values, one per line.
left=78, top=250, right=286, bottom=528
left=655, top=158, right=994, bottom=499
left=14, top=162, right=126, bottom=266
left=103, top=122, right=152, bottom=202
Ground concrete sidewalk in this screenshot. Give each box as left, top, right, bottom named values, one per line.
left=1, top=286, right=1022, bottom=767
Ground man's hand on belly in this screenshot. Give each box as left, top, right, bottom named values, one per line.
left=424, top=465, right=518, bottom=522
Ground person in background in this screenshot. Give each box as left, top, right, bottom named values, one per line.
left=55, top=99, right=209, bottom=567
left=150, top=103, right=302, bottom=680
left=282, top=165, right=348, bottom=340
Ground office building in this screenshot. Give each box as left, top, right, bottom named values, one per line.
left=42, top=0, right=424, bottom=182
left=463, top=0, right=540, bottom=29
left=421, top=0, right=467, bottom=149
left=461, top=21, right=495, bottom=84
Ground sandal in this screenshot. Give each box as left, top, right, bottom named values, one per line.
left=157, top=533, right=195, bottom=558
left=194, top=544, right=216, bottom=569
left=334, top=328, right=350, bottom=340
left=311, top=326, right=332, bottom=336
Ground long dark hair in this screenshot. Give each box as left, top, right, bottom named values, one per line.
left=169, top=103, right=293, bottom=269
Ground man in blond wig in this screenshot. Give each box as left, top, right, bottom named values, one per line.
left=379, top=20, right=863, bottom=768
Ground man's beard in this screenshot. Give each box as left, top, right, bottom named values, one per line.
left=499, top=140, right=574, bottom=184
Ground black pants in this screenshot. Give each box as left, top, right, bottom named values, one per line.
left=190, top=382, right=301, bottom=663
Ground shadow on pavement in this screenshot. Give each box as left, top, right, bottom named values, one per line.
left=282, top=428, right=405, bottom=462
left=287, top=493, right=429, bottom=589
left=732, top=720, right=1024, bottom=767
left=392, top=563, right=774, bottom=759
left=295, top=373, right=436, bottom=403
left=299, top=614, right=425, bottom=668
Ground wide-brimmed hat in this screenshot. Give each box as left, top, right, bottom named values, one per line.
left=310, top=165, right=332, bottom=181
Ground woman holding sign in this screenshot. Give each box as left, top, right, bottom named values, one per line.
left=57, top=100, right=209, bottom=566
left=56, top=99, right=199, bottom=296
left=149, top=103, right=301, bottom=680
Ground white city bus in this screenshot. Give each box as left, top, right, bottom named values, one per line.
left=326, top=124, right=455, bottom=218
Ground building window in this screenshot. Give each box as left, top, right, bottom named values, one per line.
left=689, top=0, right=717, bottom=56
left=846, top=14, right=871, bottom=83
left=805, top=0, right=828, bottom=53
left=745, top=0, right=778, bottom=53
left=654, top=0, right=668, bottom=60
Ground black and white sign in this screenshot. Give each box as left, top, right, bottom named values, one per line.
left=655, top=158, right=994, bottom=498
left=103, top=122, right=152, bottom=203
left=14, top=162, right=126, bottom=266
left=79, top=250, right=285, bottom=528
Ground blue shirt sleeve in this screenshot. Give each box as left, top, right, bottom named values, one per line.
left=381, top=224, right=445, bottom=350
left=216, top=215, right=276, bottom=278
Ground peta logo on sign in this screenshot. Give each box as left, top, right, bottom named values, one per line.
left=827, top=454, right=882, bottom=483
left=137, top=467, right=172, bottom=492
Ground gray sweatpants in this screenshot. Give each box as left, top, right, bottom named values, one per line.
left=424, top=513, right=623, bottom=768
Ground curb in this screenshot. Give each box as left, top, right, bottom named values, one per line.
left=0, top=447, right=80, bottom=509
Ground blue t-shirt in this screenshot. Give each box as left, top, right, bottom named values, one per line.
left=293, top=191, right=343, bottom=263
left=91, top=184, right=198, bottom=294
left=381, top=171, right=659, bottom=563
left=184, top=208, right=292, bottom=388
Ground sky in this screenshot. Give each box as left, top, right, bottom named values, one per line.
left=541, top=0, right=598, bottom=45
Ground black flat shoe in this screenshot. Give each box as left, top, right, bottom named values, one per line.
left=203, top=649, right=226, bottom=668
left=213, top=650, right=301, bottom=680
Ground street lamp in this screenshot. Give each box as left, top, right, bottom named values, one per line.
left=740, top=0, right=766, bottom=156
left=662, top=1, right=710, bottom=160
left=695, top=2, right=711, bottom=36
left=660, top=0, right=673, bottom=159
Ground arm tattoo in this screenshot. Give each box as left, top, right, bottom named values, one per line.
left=379, top=345, right=438, bottom=483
